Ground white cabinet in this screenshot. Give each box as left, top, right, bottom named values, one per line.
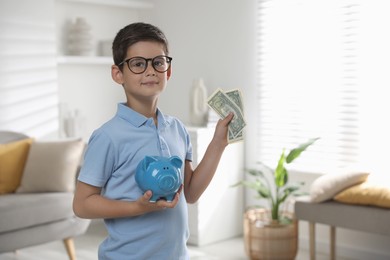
left=187, top=127, right=244, bottom=246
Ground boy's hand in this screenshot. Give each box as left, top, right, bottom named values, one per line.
left=138, top=185, right=183, bottom=212
left=213, top=112, right=234, bottom=147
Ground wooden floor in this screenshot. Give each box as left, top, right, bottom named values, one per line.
left=0, top=221, right=346, bottom=260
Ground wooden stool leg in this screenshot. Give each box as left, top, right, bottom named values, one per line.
left=330, top=226, right=336, bottom=260
left=309, top=222, right=316, bottom=260
left=63, top=238, right=77, bottom=260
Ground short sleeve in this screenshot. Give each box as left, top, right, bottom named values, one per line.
left=78, top=130, right=116, bottom=187
left=185, top=129, right=193, bottom=162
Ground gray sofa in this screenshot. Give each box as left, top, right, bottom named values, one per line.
left=0, top=131, right=90, bottom=260
left=295, top=197, right=390, bottom=260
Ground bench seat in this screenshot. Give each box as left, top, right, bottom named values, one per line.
left=295, top=197, right=390, bottom=260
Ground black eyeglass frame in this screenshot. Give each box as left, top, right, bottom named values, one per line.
left=118, top=55, right=173, bottom=74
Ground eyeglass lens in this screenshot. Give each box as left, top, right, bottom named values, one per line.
left=127, top=56, right=171, bottom=74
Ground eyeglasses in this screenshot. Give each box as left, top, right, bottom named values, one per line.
left=118, top=55, right=173, bottom=74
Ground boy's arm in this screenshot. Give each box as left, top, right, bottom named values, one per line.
left=72, top=181, right=182, bottom=219
left=183, top=113, right=233, bottom=204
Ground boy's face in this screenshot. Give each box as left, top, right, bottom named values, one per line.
left=112, top=41, right=171, bottom=104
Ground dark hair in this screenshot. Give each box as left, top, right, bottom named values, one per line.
left=112, top=22, right=169, bottom=68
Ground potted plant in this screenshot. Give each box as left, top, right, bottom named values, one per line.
left=234, top=137, right=319, bottom=260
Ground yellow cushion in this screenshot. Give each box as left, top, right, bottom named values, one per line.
left=0, top=138, right=34, bottom=194
left=334, top=181, right=390, bottom=208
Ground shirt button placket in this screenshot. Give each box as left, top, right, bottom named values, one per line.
left=158, top=131, right=170, bottom=157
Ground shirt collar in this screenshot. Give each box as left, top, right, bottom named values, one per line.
left=116, top=103, right=168, bottom=128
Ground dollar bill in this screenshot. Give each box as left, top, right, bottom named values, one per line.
left=207, top=88, right=246, bottom=141
left=228, top=128, right=243, bottom=143
left=225, top=89, right=244, bottom=113
left=225, top=89, right=244, bottom=143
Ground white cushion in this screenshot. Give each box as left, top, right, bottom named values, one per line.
left=310, top=169, right=369, bottom=203
left=16, top=139, right=85, bottom=193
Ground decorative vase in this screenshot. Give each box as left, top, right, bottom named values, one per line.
left=64, top=109, right=85, bottom=138
left=190, top=78, right=208, bottom=127
left=244, top=208, right=298, bottom=260
left=67, top=17, right=93, bottom=56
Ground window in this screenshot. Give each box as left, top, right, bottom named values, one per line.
left=0, top=0, right=59, bottom=138
left=256, top=0, right=390, bottom=174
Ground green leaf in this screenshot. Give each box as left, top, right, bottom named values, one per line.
left=237, top=180, right=271, bottom=199
left=282, top=182, right=304, bottom=193
left=230, top=182, right=242, bottom=188
left=282, top=186, right=299, bottom=195
left=247, top=169, right=266, bottom=178
left=286, top=137, right=320, bottom=163
left=257, top=187, right=271, bottom=198
left=274, top=150, right=287, bottom=187
left=276, top=182, right=305, bottom=205
left=277, top=192, right=289, bottom=205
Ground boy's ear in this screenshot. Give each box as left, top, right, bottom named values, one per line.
left=111, top=65, right=124, bottom=84
left=167, top=66, right=172, bottom=80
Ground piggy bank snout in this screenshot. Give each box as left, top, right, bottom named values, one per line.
left=157, top=174, right=178, bottom=191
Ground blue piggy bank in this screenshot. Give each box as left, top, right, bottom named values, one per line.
left=135, top=155, right=183, bottom=202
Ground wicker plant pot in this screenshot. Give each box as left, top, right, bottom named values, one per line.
left=244, top=208, right=298, bottom=260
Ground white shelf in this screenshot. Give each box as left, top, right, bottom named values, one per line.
left=57, top=56, right=113, bottom=65
left=58, top=0, right=154, bottom=9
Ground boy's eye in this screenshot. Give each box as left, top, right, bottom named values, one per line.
left=130, top=59, right=146, bottom=68
left=153, top=60, right=164, bottom=67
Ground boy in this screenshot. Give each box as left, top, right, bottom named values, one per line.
left=73, top=22, right=234, bottom=259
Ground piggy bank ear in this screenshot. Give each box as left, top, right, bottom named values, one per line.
left=169, top=156, right=183, bottom=168
left=143, top=156, right=158, bottom=170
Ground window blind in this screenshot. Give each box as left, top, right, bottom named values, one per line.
left=0, top=0, right=59, bottom=138
left=256, top=0, right=362, bottom=173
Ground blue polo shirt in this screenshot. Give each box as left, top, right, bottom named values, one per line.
left=78, top=103, right=192, bottom=260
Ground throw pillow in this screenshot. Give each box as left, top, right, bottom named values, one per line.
left=16, top=138, right=85, bottom=193
left=334, top=181, right=390, bottom=208
left=0, top=138, right=34, bottom=194
left=310, top=169, right=369, bottom=203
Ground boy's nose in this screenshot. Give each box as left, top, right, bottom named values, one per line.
left=145, top=61, right=156, bottom=75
